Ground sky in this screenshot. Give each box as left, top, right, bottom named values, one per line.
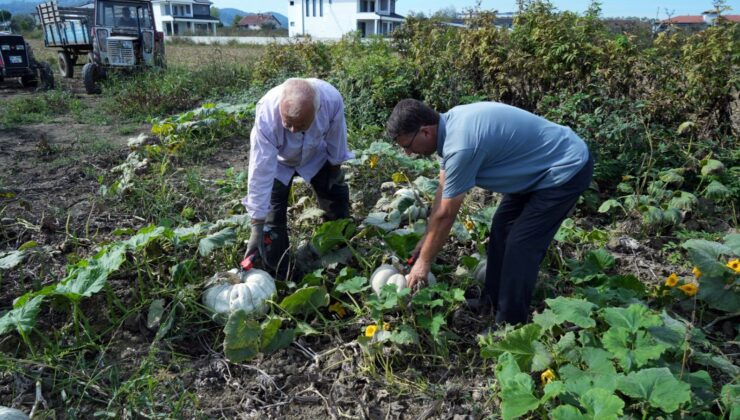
left=212, top=0, right=739, bottom=19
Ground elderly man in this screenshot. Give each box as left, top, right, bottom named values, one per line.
left=386, top=99, right=593, bottom=326
left=243, top=78, right=353, bottom=277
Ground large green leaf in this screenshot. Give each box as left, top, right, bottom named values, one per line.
left=481, top=324, right=546, bottom=372
left=700, top=159, right=725, bottom=176
left=720, top=383, right=739, bottom=419
left=533, top=297, right=596, bottom=330
left=617, top=368, right=691, bottom=413
left=363, top=211, right=401, bottom=232
left=0, top=295, right=44, bottom=335
left=668, top=191, right=696, bottom=211
left=683, top=239, right=734, bottom=278
left=579, top=388, right=625, bottom=420
left=223, top=310, right=262, bottom=362
left=125, top=225, right=168, bottom=250
left=601, top=304, right=662, bottom=333
left=334, top=276, right=370, bottom=294
left=260, top=317, right=294, bottom=353
left=696, top=274, right=740, bottom=312
left=384, top=230, right=422, bottom=259
left=312, top=219, right=355, bottom=254
left=279, top=286, right=329, bottom=316
left=724, top=233, right=740, bottom=255
left=602, top=328, right=667, bottom=371
left=198, top=227, right=236, bottom=257
left=551, top=405, right=588, bottom=420
left=55, top=266, right=109, bottom=302
left=0, top=250, right=26, bottom=270
left=495, top=352, right=540, bottom=420
left=416, top=313, right=446, bottom=339
left=568, top=249, right=615, bottom=280
left=704, top=180, right=731, bottom=200
left=597, top=199, right=623, bottom=214
left=559, top=347, right=620, bottom=396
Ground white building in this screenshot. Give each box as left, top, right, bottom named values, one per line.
left=151, top=0, right=220, bottom=36
left=288, top=0, right=404, bottom=39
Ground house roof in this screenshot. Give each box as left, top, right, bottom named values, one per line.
left=662, top=14, right=740, bottom=24
left=238, top=14, right=278, bottom=26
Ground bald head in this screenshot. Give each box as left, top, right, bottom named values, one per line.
left=279, top=78, right=320, bottom=133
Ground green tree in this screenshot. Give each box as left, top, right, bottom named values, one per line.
left=10, top=14, right=35, bottom=32
left=232, top=14, right=243, bottom=27
left=0, top=9, right=11, bottom=23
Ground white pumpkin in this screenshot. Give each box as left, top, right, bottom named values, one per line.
left=203, top=268, right=276, bottom=315
left=0, top=407, right=29, bottom=420
left=370, top=264, right=436, bottom=296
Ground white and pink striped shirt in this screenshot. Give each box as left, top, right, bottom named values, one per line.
left=243, top=79, right=354, bottom=221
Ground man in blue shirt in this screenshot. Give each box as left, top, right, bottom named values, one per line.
left=386, top=99, right=593, bottom=325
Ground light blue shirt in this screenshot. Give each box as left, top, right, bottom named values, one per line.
left=437, top=102, right=589, bottom=198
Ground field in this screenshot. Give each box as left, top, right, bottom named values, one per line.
left=1, top=4, right=739, bottom=419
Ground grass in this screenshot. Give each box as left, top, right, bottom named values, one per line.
left=0, top=90, right=84, bottom=128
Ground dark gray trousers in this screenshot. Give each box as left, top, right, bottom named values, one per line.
left=483, top=154, right=594, bottom=324
left=263, top=161, right=350, bottom=278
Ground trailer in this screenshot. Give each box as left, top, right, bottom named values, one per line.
left=37, top=2, right=94, bottom=78
left=37, top=0, right=165, bottom=93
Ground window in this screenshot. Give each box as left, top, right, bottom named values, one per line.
left=290, top=21, right=295, bottom=26
left=305, top=0, right=309, bottom=16
left=312, top=0, right=316, bottom=17
left=162, top=4, right=170, bottom=15
left=380, top=0, right=387, bottom=11
left=320, top=0, right=323, bottom=16
left=290, top=1, right=294, bottom=5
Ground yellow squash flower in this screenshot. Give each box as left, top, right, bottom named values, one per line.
left=369, top=155, right=379, bottom=169
left=541, top=369, right=556, bottom=385
left=365, top=324, right=378, bottom=338
left=328, top=302, right=347, bottom=318
left=727, top=259, right=740, bottom=274
left=692, top=266, right=702, bottom=279
left=465, top=218, right=475, bottom=231
left=678, top=283, right=698, bottom=297
left=664, top=273, right=679, bottom=287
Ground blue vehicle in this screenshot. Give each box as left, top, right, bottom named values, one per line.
left=0, top=31, right=54, bottom=89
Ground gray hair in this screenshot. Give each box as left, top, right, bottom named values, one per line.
left=279, top=78, right=321, bottom=120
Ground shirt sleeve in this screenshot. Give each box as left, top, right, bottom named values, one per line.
left=442, top=148, right=480, bottom=198
left=243, top=106, right=279, bottom=221
left=323, top=92, right=354, bottom=165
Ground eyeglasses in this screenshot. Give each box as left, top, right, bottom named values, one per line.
left=398, top=127, right=421, bottom=151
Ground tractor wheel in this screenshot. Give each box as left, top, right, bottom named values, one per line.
left=38, top=62, right=55, bottom=91
left=20, top=73, right=38, bottom=88
left=82, top=62, right=102, bottom=94
left=58, top=51, right=74, bottom=78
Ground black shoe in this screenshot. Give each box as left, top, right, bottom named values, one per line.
left=466, top=296, right=495, bottom=317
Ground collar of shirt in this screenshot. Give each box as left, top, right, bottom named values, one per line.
left=436, top=113, right=448, bottom=158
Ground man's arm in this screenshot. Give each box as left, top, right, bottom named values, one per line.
left=406, top=188, right=465, bottom=289
left=410, top=169, right=446, bottom=259
left=243, top=115, right=279, bottom=225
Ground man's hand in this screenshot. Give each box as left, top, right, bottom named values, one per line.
left=406, top=259, right=431, bottom=291
left=246, top=222, right=265, bottom=259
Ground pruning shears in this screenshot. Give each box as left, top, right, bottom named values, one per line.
left=239, top=232, right=274, bottom=272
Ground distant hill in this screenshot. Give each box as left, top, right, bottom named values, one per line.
left=218, top=8, right=287, bottom=28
